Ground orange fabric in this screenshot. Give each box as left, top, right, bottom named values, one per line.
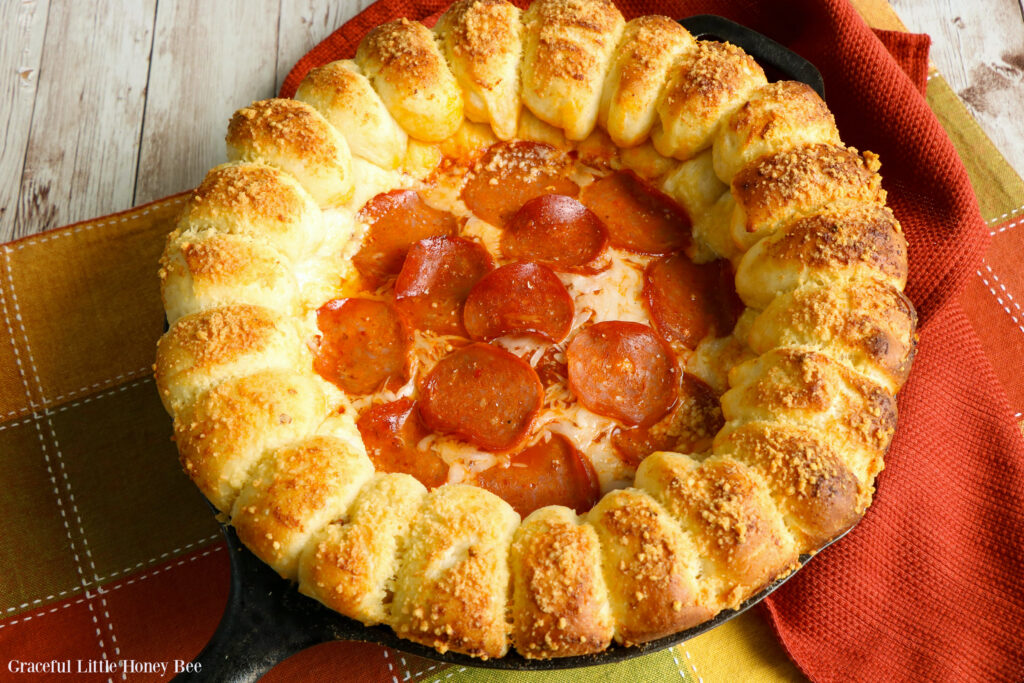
left=280, top=1, right=1024, bottom=681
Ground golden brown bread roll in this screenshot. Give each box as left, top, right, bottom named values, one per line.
left=298, top=473, right=427, bottom=625
left=747, top=280, right=918, bottom=393
left=294, top=60, right=408, bottom=170
left=587, top=488, right=713, bottom=646
left=722, top=348, right=895, bottom=485
left=391, top=485, right=519, bottom=658
left=155, top=305, right=306, bottom=415
left=509, top=506, right=614, bottom=658
left=175, top=161, right=323, bottom=262
left=599, top=16, right=696, bottom=147
left=159, top=227, right=297, bottom=324
left=713, top=81, right=840, bottom=184
left=729, top=143, right=886, bottom=252
left=173, top=369, right=327, bottom=512
left=520, top=0, right=625, bottom=141
left=231, top=434, right=374, bottom=579
left=435, top=0, right=523, bottom=141
left=636, top=452, right=798, bottom=608
left=714, top=421, right=867, bottom=547
left=356, top=18, right=464, bottom=143
left=735, top=203, right=908, bottom=309
left=652, top=41, right=767, bottom=161
left=226, top=99, right=354, bottom=207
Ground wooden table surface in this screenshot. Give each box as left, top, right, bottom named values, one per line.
left=1, top=0, right=1022, bottom=241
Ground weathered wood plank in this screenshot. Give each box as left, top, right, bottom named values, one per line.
left=13, top=0, right=156, bottom=239
left=133, top=0, right=281, bottom=205
left=892, top=0, right=1024, bottom=178
left=0, top=0, right=50, bottom=242
left=275, top=0, right=376, bottom=94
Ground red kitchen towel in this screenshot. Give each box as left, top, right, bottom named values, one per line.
left=280, top=1, right=1024, bottom=681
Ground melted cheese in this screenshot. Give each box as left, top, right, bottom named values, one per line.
left=321, top=151, right=694, bottom=492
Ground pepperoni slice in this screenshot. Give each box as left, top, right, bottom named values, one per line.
left=501, top=195, right=609, bottom=272
left=460, top=141, right=580, bottom=227
left=314, top=298, right=411, bottom=395
left=420, top=343, right=543, bottom=451
left=463, top=262, right=575, bottom=342
left=566, top=321, right=678, bottom=427
left=474, top=434, right=601, bottom=517
left=394, top=236, right=495, bottom=336
left=644, top=253, right=744, bottom=348
left=612, top=373, right=723, bottom=467
left=353, top=189, right=459, bottom=285
left=579, top=170, right=692, bottom=254
left=356, top=398, right=448, bottom=489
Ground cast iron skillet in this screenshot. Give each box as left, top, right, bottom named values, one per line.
left=174, top=15, right=828, bottom=681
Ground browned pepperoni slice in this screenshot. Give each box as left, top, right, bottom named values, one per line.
left=353, top=189, right=459, bottom=285
left=644, top=253, right=744, bottom=348
left=579, top=170, right=691, bottom=254
left=314, top=298, right=411, bottom=395
left=566, top=321, right=678, bottom=427
left=474, top=434, right=601, bottom=517
left=463, top=262, right=574, bottom=342
left=612, top=373, right=723, bottom=467
left=501, top=195, right=609, bottom=272
left=356, top=398, right=448, bottom=489
left=394, top=236, right=495, bottom=336
left=460, top=141, right=580, bottom=227
left=419, top=343, right=543, bottom=451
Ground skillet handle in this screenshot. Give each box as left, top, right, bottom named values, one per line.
left=173, top=527, right=335, bottom=683
left=679, top=14, right=826, bottom=100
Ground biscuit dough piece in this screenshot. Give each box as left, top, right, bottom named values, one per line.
left=588, top=488, right=713, bottom=645
left=520, top=0, right=625, bottom=141
left=509, top=506, right=614, bottom=658
left=173, top=369, right=327, bottom=511
left=226, top=99, right=354, bottom=207
left=435, top=0, right=524, bottom=141
left=357, top=18, right=464, bottom=143
left=294, top=60, right=408, bottom=169
left=299, top=473, right=428, bottom=625
left=392, top=485, right=519, bottom=658
left=653, top=41, right=767, bottom=161
left=599, top=15, right=696, bottom=147
left=231, top=434, right=374, bottom=579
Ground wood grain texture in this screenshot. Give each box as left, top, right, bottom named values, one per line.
left=892, top=0, right=1024, bottom=178
left=0, top=0, right=50, bottom=241
left=0, top=1, right=1022, bottom=240
left=275, top=0, right=376, bottom=94
left=12, top=0, right=156, bottom=240
left=133, top=0, right=280, bottom=205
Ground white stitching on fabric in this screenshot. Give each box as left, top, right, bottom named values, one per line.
left=0, top=377, right=155, bottom=434
left=988, top=205, right=1024, bottom=225
left=0, top=367, right=153, bottom=424
left=92, top=532, right=222, bottom=583
left=2, top=246, right=113, bottom=661
left=684, top=648, right=704, bottom=683
left=991, top=216, right=1024, bottom=236
left=2, top=531, right=221, bottom=613
left=407, top=663, right=440, bottom=678
left=10, top=196, right=187, bottom=252
left=0, top=546, right=224, bottom=631
left=977, top=268, right=1024, bottom=336
left=382, top=649, right=400, bottom=683
left=986, top=265, right=1024, bottom=315
left=670, top=648, right=688, bottom=680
